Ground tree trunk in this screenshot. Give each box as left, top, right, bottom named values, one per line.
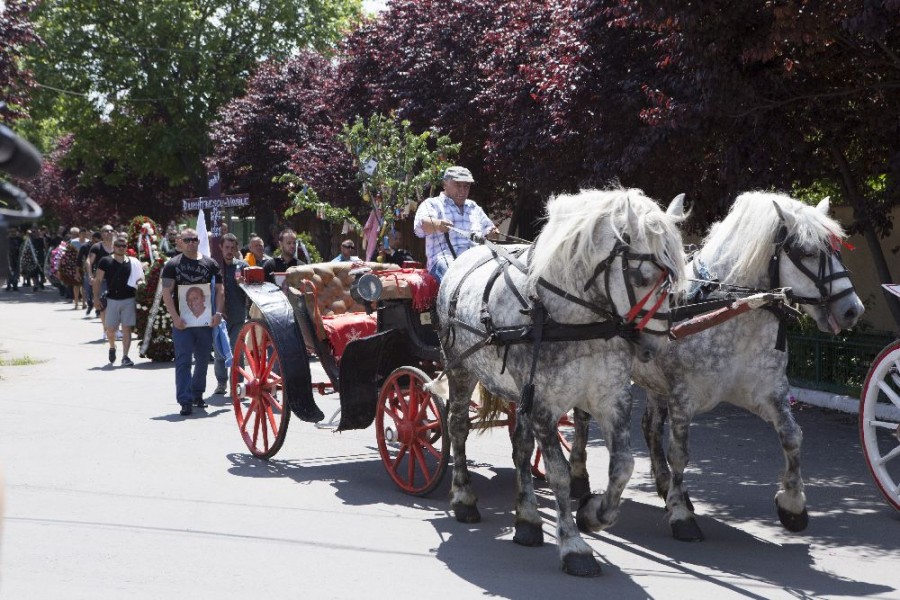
left=828, top=143, right=900, bottom=331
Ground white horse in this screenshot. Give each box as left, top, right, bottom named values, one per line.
left=437, top=188, right=686, bottom=576
left=571, top=192, right=863, bottom=542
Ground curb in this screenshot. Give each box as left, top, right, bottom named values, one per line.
left=791, top=385, right=900, bottom=421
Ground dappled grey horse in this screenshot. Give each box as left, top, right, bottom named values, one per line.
left=572, top=192, right=864, bottom=541
left=436, top=188, right=686, bottom=576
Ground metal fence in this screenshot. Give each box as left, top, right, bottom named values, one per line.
left=787, top=332, right=895, bottom=396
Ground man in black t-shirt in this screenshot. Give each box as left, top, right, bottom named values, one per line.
left=93, top=235, right=143, bottom=366
left=87, top=225, right=115, bottom=324
left=161, top=227, right=224, bottom=416
left=78, top=231, right=101, bottom=314
left=262, top=228, right=305, bottom=284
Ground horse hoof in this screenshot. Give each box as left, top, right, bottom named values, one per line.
left=671, top=518, right=704, bottom=542
left=562, top=553, right=603, bottom=577
left=570, top=476, right=590, bottom=500
left=777, top=503, right=809, bottom=532
left=453, top=503, right=482, bottom=524
left=513, top=521, right=544, bottom=547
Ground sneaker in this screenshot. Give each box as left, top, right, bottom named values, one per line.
left=85, top=305, right=92, bottom=315
left=121, top=356, right=134, bottom=367
left=193, top=398, right=208, bottom=409
left=213, top=382, right=227, bottom=395
left=108, top=347, right=116, bottom=364
left=179, top=404, right=193, bottom=416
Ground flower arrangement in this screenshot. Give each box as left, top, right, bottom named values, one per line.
left=136, top=255, right=175, bottom=362
left=127, top=215, right=160, bottom=263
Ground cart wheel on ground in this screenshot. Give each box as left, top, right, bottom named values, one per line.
left=377, top=366, right=449, bottom=496
left=860, top=339, right=900, bottom=512
left=231, top=319, right=290, bottom=459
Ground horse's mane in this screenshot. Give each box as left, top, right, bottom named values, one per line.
left=702, top=191, right=848, bottom=283
left=527, top=188, right=686, bottom=295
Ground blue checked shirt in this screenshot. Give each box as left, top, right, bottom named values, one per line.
left=413, top=193, right=496, bottom=273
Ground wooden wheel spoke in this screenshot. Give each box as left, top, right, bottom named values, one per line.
left=877, top=380, right=900, bottom=410
left=262, top=390, right=284, bottom=413
left=240, top=401, right=257, bottom=434
left=390, top=445, right=409, bottom=475
left=411, top=442, right=432, bottom=483
left=407, top=441, right=416, bottom=485
left=251, top=402, right=262, bottom=448
left=384, top=400, right=403, bottom=425
left=878, top=443, right=900, bottom=466
left=418, top=434, right=441, bottom=461
left=261, top=408, right=270, bottom=450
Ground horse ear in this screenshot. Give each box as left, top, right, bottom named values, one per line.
left=666, top=193, right=686, bottom=217
left=772, top=200, right=795, bottom=228
left=816, top=196, right=831, bottom=215
left=626, top=198, right=639, bottom=233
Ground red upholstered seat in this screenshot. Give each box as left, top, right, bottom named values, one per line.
left=320, top=312, right=377, bottom=361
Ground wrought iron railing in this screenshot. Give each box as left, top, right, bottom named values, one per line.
left=787, top=331, right=895, bottom=396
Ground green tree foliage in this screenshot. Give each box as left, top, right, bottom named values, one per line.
left=24, top=0, right=361, bottom=218
left=336, top=0, right=503, bottom=211
left=338, top=113, right=460, bottom=235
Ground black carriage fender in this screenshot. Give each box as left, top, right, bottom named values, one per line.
left=337, top=329, right=418, bottom=431
left=239, top=282, right=316, bottom=420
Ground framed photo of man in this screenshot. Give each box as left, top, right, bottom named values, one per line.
left=179, top=283, right=212, bottom=327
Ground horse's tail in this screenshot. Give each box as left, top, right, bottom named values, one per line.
left=473, top=383, right=511, bottom=434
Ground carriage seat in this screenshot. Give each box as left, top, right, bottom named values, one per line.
left=285, top=261, right=401, bottom=319
left=284, top=262, right=399, bottom=360
left=284, top=262, right=439, bottom=361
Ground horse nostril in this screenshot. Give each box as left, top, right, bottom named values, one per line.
left=844, top=307, right=857, bottom=322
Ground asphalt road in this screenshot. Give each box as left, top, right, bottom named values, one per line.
left=1, top=287, right=898, bottom=599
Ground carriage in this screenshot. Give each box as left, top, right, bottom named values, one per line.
left=228, top=259, right=564, bottom=497
left=226, top=188, right=894, bottom=578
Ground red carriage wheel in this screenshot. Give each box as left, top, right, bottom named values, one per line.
left=376, top=366, right=449, bottom=496
left=531, top=412, right=575, bottom=479
left=860, top=340, right=900, bottom=512
left=231, top=320, right=291, bottom=459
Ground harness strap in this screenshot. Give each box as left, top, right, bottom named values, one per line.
left=518, top=299, right=545, bottom=415
left=536, top=276, right=614, bottom=320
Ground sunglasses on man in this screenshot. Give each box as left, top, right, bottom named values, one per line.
left=182, top=237, right=200, bottom=243
left=342, top=244, right=355, bottom=249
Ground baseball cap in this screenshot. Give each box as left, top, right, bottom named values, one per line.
left=442, top=166, right=475, bottom=183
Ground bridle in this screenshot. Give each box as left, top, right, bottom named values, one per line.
left=538, top=235, right=674, bottom=337
left=769, top=225, right=856, bottom=308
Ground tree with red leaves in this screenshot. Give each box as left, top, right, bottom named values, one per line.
left=598, top=0, right=900, bottom=324
left=211, top=51, right=358, bottom=245
left=0, top=0, right=39, bottom=122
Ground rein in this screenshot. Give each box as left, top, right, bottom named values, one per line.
left=672, top=222, right=854, bottom=349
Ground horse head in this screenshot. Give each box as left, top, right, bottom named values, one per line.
left=771, top=196, right=864, bottom=333
left=701, top=192, right=863, bottom=334
left=528, top=188, right=687, bottom=361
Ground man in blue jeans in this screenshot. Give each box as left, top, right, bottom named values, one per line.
left=160, top=227, right=224, bottom=416
left=213, top=233, right=248, bottom=395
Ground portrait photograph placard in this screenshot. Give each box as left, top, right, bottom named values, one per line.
left=178, top=283, right=212, bottom=327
